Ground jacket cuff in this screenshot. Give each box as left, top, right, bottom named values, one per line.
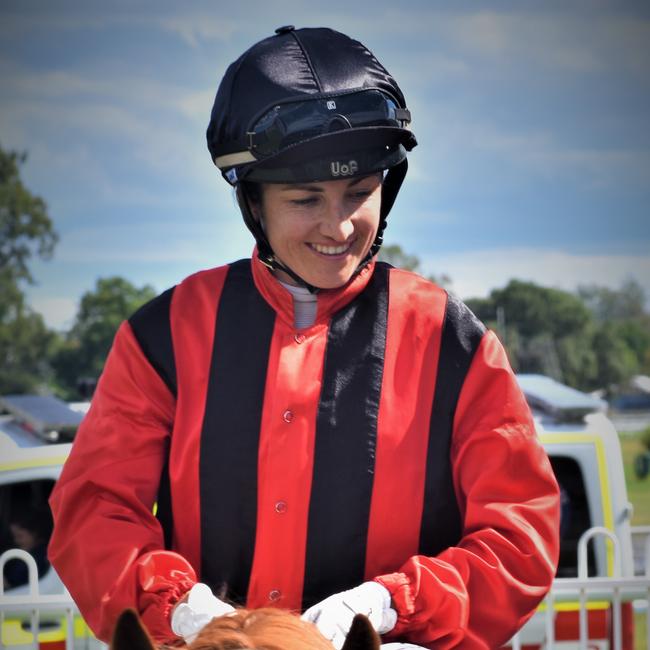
left=136, top=551, right=198, bottom=642
left=373, top=572, right=414, bottom=638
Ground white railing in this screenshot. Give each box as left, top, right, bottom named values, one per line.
left=631, top=525, right=650, bottom=576
left=510, top=527, right=650, bottom=650
left=3, top=533, right=650, bottom=650
left=0, top=549, right=106, bottom=650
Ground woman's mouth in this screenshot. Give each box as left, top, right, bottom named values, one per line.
left=308, top=241, right=354, bottom=256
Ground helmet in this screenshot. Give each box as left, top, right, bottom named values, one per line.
left=206, top=26, right=417, bottom=288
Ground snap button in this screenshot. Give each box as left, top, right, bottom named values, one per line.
left=268, top=589, right=282, bottom=601
left=283, top=409, right=294, bottom=423
left=275, top=501, right=287, bottom=514
left=294, top=333, right=306, bottom=344
left=275, top=25, right=295, bottom=35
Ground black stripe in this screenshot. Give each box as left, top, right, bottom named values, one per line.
left=128, top=287, right=176, bottom=548
left=128, top=287, right=177, bottom=396
left=419, top=292, right=486, bottom=555
left=302, top=264, right=389, bottom=608
left=200, top=259, right=276, bottom=604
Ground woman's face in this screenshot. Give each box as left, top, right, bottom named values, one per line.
left=255, top=174, right=382, bottom=289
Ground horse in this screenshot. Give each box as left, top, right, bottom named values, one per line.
left=111, top=607, right=380, bottom=650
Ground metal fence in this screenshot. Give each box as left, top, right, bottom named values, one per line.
left=0, top=549, right=106, bottom=650
left=2, top=531, right=650, bottom=650
left=510, top=527, right=650, bottom=650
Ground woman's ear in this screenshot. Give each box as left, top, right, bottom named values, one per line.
left=111, top=609, right=158, bottom=650
left=340, top=614, right=380, bottom=650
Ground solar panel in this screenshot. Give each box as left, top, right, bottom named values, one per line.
left=0, top=394, right=84, bottom=442
left=516, top=374, right=607, bottom=422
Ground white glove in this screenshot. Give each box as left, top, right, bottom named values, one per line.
left=301, top=582, right=397, bottom=650
left=170, top=582, right=235, bottom=643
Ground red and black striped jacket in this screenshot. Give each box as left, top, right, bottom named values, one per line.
left=49, top=256, right=560, bottom=648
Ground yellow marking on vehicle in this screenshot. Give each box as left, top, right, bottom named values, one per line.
left=0, top=456, right=68, bottom=473
left=540, top=433, right=615, bottom=575
left=538, top=600, right=609, bottom=612
left=2, top=614, right=93, bottom=646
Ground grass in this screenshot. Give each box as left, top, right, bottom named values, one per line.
left=620, top=434, right=650, bottom=525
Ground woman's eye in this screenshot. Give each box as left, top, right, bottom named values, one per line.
left=350, top=190, right=372, bottom=201
left=290, top=197, right=318, bottom=206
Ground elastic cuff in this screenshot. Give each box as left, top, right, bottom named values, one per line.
left=136, top=551, right=198, bottom=642
left=373, top=572, right=414, bottom=638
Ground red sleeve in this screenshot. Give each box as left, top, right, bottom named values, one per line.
left=48, top=322, right=197, bottom=643
left=375, top=330, right=561, bottom=649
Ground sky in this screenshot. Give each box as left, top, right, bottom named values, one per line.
left=1, top=0, right=649, bottom=330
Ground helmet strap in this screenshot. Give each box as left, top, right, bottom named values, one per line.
left=235, top=159, right=408, bottom=294
left=236, top=184, right=320, bottom=293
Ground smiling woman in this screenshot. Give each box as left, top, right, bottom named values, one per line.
left=48, top=25, right=560, bottom=650
left=248, top=175, right=383, bottom=290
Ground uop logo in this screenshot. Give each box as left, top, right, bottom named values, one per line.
left=330, top=160, right=359, bottom=177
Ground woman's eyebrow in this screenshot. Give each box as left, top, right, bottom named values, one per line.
left=279, top=176, right=376, bottom=193
left=280, top=184, right=324, bottom=192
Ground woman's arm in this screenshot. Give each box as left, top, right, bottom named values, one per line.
left=376, top=331, right=561, bottom=648
left=49, top=321, right=196, bottom=642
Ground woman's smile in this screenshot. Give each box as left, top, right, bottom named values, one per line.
left=254, top=174, right=382, bottom=289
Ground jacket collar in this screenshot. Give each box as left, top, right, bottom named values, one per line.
left=250, top=249, right=376, bottom=329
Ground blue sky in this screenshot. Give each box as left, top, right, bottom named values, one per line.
left=1, top=1, right=649, bottom=329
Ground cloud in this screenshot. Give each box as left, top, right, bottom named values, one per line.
left=156, top=14, right=239, bottom=48
left=421, top=247, right=650, bottom=302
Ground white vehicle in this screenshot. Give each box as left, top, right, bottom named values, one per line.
left=0, top=383, right=648, bottom=649
left=0, top=395, right=99, bottom=649
left=512, top=374, right=648, bottom=650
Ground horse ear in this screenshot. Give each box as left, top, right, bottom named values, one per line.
left=341, top=614, right=380, bottom=650
left=111, top=609, right=157, bottom=650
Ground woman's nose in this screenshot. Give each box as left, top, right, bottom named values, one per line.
left=320, top=202, right=354, bottom=241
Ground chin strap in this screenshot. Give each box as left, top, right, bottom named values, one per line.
left=236, top=184, right=320, bottom=293
left=235, top=158, right=408, bottom=293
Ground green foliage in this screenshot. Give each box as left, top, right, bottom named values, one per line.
left=0, top=148, right=58, bottom=284
left=378, top=243, right=451, bottom=288
left=467, top=279, right=649, bottom=392
left=489, top=280, right=591, bottom=339
left=0, top=145, right=59, bottom=394
left=640, top=426, right=650, bottom=452
left=52, top=277, right=156, bottom=397
left=0, top=270, right=56, bottom=394
left=578, top=280, right=646, bottom=322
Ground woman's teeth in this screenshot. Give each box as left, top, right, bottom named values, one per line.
left=310, top=243, right=351, bottom=255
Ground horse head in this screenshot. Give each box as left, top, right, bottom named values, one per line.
left=111, top=607, right=380, bottom=650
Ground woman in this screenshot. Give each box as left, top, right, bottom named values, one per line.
left=49, top=26, right=560, bottom=649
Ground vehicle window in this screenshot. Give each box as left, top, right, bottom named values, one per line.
left=550, top=456, right=596, bottom=577
left=0, top=479, right=54, bottom=589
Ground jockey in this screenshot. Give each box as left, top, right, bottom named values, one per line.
left=49, top=26, right=560, bottom=649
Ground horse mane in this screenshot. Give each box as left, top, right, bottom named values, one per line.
left=111, top=607, right=380, bottom=650
left=190, top=608, right=333, bottom=650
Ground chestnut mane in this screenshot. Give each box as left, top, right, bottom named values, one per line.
left=111, top=607, right=380, bottom=650
left=190, top=608, right=333, bottom=650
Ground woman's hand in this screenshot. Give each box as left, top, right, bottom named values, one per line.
left=302, top=582, right=397, bottom=649
left=170, top=583, right=235, bottom=643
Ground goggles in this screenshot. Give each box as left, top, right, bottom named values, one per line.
left=214, top=89, right=411, bottom=172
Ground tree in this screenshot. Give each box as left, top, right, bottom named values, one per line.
left=578, top=280, right=650, bottom=377
left=578, top=280, right=646, bottom=322
left=378, top=244, right=451, bottom=288
left=0, top=146, right=58, bottom=394
left=466, top=280, right=596, bottom=387
left=52, top=277, right=156, bottom=398
left=1, top=148, right=58, bottom=284
left=0, top=270, right=56, bottom=394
